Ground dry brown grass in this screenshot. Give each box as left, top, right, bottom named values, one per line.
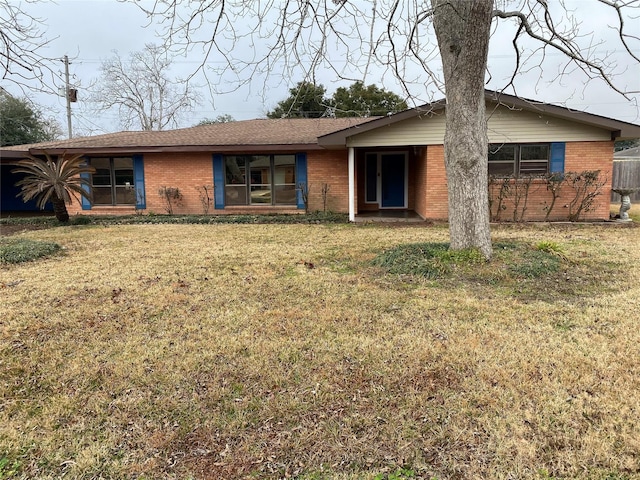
left=1, top=222, right=639, bottom=479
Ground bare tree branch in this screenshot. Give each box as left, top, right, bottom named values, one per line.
left=0, top=1, right=65, bottom=95
left=89, top=44, right=201, bottom=131
left=493, top=1, right=639, bottom=99
left=132, top=0, right=638, bottom=110
left=597, top=0, right=640, bottom=63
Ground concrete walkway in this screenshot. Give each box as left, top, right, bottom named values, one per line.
left=354, top=210, right=426, bottom=223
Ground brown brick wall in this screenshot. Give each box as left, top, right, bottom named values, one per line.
left=306, top=150, right=350, bottom=212
left=70, top=205, right=137, bottom=216
left=69, top=152, right=303, bottom=216
left=566, top=141, right=613, bottom=220
left=69, top=195, right=84, bottom=215
left=423, top=145, right=449, bottom=219
left=69, top=152, right=214, bottom=215
left=489, top=141, right=613, bottom=221
left=143, top=152, right=213, bottom=214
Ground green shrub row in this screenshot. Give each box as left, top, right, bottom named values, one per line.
left=0, top=211, right=349, bottom=227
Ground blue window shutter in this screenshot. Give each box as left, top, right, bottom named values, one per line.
left=295, top=152, right=308, bottom=210
left=80, top=171, right=91, bottom=210
left=213, top=154, right=225, bottom=209
left=550, top=142, right=565, bottom=174
left=133, top=155, right=146, bottom=209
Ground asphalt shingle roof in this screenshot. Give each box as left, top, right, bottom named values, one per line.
left=1, top=117, right=378, bottom=153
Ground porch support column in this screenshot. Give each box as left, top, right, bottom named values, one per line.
left=348, top=147, right=355, bottom=222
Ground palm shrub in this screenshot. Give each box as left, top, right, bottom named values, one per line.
left=12, top=153, right=95, bottom=222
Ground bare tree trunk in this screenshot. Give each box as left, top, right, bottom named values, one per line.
left=432, top=0, right=493, bottom=259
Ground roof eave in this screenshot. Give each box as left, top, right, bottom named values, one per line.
left=0, top=150, right=30, bottom=160
left=614, top=128, right=640, bottom=140
left=21, top=143, right=326, bottom=156
left=485, top=90, right=640, bottom=139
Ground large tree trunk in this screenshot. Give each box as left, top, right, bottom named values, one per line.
left=432, top=0, right=494, bottom=259
left=51, top=193, right=70, bottom=222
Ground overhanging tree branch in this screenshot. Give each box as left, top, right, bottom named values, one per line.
left=597, top=0, right=640, bottom=63
left=493, top=4, right=639, bottom=98
left=0, top=2, right=64, bottom=95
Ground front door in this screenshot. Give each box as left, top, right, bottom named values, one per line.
left=381, top=153, right=406, bottom=208
left=365, top=152, right=407, bottom=209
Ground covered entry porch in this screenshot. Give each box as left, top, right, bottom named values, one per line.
left=347, top=146, right=430, bottom=222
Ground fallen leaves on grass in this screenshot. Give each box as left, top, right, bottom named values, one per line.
left=0, top=223, right=639, bottom=479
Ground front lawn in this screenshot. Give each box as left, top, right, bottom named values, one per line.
left=1, top=223, right=638, bottom=479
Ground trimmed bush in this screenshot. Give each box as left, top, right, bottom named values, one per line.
left=0, top=238, right=61, bottom=264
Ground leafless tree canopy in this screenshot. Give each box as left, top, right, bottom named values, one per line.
left=0, top=1, right=62, bottom=94
left=137, top=0, right=640, bottom=104
left=90, top=44, right=201, bottom=131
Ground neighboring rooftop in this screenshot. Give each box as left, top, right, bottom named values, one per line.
left=614, top=146, right=640, bottom=159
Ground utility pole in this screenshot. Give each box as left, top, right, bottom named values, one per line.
left=63, top=55, right=72, bottom=139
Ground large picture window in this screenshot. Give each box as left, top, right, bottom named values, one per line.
left=489, top=144, right=550, bottom=177
left=88, top=157, right=136, bottom=205
left=225, top=154, right=296, bottom=205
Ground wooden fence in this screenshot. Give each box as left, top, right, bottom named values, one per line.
left=611, top=159, right=640, bottom=202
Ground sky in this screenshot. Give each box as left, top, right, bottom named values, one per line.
left=2, top=0, right=640, bottom=137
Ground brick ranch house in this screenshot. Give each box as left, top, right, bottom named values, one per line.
left=2, top=91, right=639, bottom=221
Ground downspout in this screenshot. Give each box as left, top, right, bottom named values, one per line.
left=348, top=147, right=355, bottom=222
